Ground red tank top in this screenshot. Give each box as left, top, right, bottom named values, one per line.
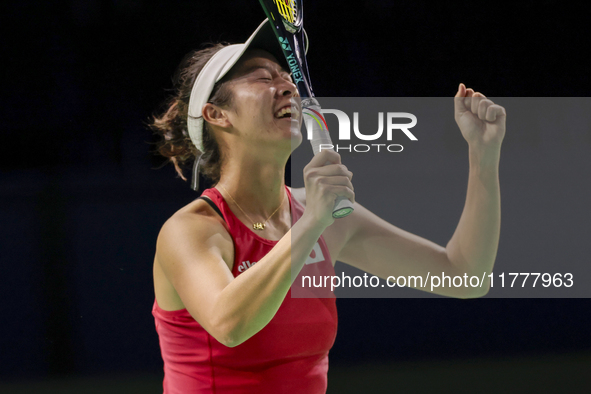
left=152, top=186, right=338, bottom=393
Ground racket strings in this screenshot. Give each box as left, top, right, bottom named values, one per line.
left=273, top=0, right=298, bottom=24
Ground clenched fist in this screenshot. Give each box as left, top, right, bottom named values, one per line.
left=454, top=83, right=506, bottom=152
left=302, top=150, right=355, bottom=229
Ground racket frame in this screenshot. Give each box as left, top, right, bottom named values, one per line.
left=258, top=0, right=355, bottom=218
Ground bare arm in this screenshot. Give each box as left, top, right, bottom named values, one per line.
left=445, top=84, right=505, bottom=292
left=444, top=148, right=500, bottom=293
left=335, top=84, right=505, bottom=298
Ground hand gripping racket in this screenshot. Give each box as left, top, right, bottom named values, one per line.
left=258, top=0, right=354, bottom=218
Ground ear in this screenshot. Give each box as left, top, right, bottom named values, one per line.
left=202, top=103, right=232, bottom=129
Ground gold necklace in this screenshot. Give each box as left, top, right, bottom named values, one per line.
left=218, top=184, right=286, bottom=230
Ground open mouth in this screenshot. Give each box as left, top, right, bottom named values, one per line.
left=274, top=106, right=293, bottom=119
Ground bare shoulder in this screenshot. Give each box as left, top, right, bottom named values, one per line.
left=153, top=198, right=236, bottom=311
left=155, top=198, right=235, bottom=287
left=158, top=199, right=233, bottom=262
left=173, top=197, right=228, bottom=229
left=153, top=198, right=239, bottom=322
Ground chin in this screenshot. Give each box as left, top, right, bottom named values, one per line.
left=288, top=121, right=303, bottom=149
left=290, top=133, right=303, bottom=152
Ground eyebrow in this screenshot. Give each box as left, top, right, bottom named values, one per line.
left=241, top=64, right=290, bottom=76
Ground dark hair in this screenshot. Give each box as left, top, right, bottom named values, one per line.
left=149, top=43, right=233, bottom=185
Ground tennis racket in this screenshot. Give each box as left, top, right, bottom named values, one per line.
left=258, top=0, right=354, bottom=218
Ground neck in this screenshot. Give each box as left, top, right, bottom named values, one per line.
left=216, top=152, right=288, bottom=222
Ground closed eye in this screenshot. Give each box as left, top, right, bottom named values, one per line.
left=251, top=68, right=273, bottom=81
left=281, top=72, right=293, bottom=83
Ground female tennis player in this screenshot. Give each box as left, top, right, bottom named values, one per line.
left=149, top=19, right=505, bottom=393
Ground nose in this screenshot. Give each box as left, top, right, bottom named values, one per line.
left=278, top=78, right=298, bottom=97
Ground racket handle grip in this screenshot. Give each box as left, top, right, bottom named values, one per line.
left=320, top=159, right=354, bottom=218
left=302, top=97, right=355, bottom=219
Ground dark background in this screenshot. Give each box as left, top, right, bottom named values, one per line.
left=1, top=0, right=590, bottom=392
